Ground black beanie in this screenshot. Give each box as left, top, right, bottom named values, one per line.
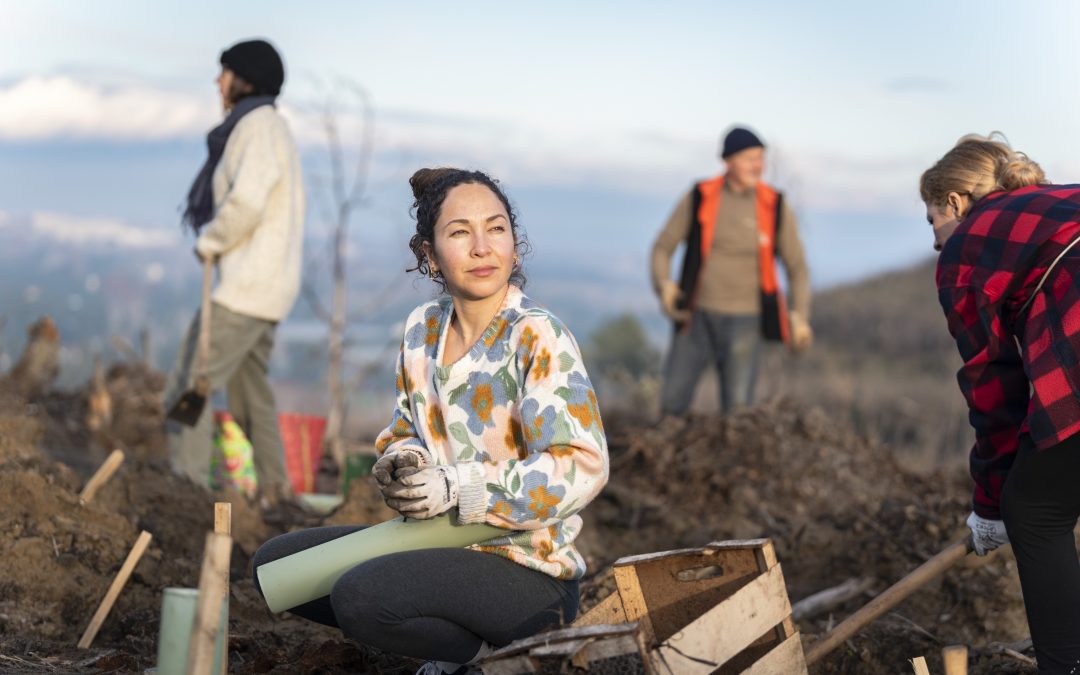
left=220, top=39, right=285, bottom=96
left=720, top=127, right=765, bottom=159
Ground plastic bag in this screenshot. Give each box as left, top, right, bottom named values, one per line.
left=210, top=410, right=258, bottom=497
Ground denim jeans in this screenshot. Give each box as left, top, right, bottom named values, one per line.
left=660, top=310, right=761, bottom=415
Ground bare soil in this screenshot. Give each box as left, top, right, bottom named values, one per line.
left=0, top=361, right=1039, bottom=674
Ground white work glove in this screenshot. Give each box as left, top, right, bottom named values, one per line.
left=659, top=280, right=691, bottom=323
left=966, top=511, right=1009, bottom=556
left=382, top=465, right=460, bottom=520
left=372, top=448, right=427, bottom=489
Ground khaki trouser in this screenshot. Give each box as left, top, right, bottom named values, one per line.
left=164, top=302, right=289, bottom=490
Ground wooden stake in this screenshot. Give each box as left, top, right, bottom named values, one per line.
left=79, top=449, right=125, bottom=504
left=214, top=502, right=231, bottom=538
left=943, top=645, right=968, bottom=675
left=214, top=503, right=231, bottom=675
left=910, top=656, right=931, bottom=675
left=186, top=532, right=231, bottom=675
left=77, top=530, right=152, bottom=649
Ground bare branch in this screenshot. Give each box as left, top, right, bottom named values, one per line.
left=342, top=80, right=375, bottom=205
left=299, top=279, right=332, bottom=323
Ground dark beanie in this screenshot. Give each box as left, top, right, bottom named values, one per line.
left=721, top=127, right=765, bottom=159
left=220, top=39, right=285, bottom=96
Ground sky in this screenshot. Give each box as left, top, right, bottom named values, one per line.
left=2, top=1, right=1080, bottom=289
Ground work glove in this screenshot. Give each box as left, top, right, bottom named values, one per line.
left=659, top=280, right=691, bottom=323
left=966, top=511, right=1009, bottom=556
left=789, top=311, right=813, bottom=352
left=382, top=465, right=460, bottom=520
left=372, top=447, right=428, bottom=489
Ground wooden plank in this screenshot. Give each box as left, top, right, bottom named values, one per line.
left=186, top=532, right=232, bottom=675
left=752, top=539, right=778, bottom=570
left=214, top=503, right=231, bottom=675
left=630, top=548, right=764, bottom=644
left=574, top=590, right=626, bottom=626
left=529, top=638, right=590, bottom=659
left=614, top=565, right=654, bottom=644
left=576, top=634, right=644, bottom=667
left=480, top=655, right=536, bottom=674
left=943, top=645, right=968, bottom=675
left=649, top=564, right=792, bottom=674
left=77, top=530, right=152, bottom=648
left=79, top=449, right=125, bottom=503
left=911, top=656, right=931, bottom=675
left=614, top=539, right=771, bottom=567
left=738, top=632, right=808, bottom=675
left=486, top=623, right=640, bottom=660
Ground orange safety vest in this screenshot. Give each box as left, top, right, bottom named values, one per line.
left=675, top=175, right=789, bottom=343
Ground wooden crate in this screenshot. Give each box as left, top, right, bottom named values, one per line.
left=481, top=539, right=806, bottom=675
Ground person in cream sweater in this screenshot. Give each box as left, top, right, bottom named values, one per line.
left=164, top=38, right=304, bottom=500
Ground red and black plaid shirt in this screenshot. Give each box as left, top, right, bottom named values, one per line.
left=937, top=184, right=1080, bottom=518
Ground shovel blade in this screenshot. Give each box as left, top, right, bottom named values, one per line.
left=165, top=376, right=210, bottom=426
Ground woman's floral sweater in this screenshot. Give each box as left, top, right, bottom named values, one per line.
left=375, top=285, right=609, bottom=580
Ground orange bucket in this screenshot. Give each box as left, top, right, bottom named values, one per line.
left=278, top=413, right=327, bottom=494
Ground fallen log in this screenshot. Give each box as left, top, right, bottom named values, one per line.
left=791, top=576, right=875, bottom=621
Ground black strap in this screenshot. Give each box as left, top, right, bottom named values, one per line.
left=673, top=184, right=704, bottom=331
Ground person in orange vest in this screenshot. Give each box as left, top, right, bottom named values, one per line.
left=650, top=126, right=811, bottom=415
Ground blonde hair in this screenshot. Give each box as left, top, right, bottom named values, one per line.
left=920, top=132, right=1046, bottom=207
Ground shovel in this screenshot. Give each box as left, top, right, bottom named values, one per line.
left=166, top=256, right=214, bottom=426
left=804, top=535, right=975, bottom=666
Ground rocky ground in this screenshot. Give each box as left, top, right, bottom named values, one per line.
left=0, top=353, right=1042, bottom=674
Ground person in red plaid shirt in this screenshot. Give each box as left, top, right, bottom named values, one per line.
left=923, top=133, right=1080, bottom=673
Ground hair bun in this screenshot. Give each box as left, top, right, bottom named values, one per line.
left=409, top=167, right=460, bottom=201
left=997, top=152, right=1045, bottom=192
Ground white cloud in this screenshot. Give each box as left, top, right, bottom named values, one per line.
left=31, top=211, right=178, bottom=248
left=0, top=73, right=929, bottom=211
left=0, top=75, right=214, bottom=140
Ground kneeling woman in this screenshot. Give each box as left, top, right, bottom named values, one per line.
left=252, top=168, right=609, bottom=675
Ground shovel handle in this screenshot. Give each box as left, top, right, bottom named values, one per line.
left=196, top=256, right=214, bottom=382
left=804, top=535, right=973, bottom=666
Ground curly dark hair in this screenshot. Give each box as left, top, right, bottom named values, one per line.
left=407, top=167, right=530, bottom=291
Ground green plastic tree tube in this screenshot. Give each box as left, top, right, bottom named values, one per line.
left=256, top=515, right=503, bottom=613
left=156, top=587, right=225, bottom=675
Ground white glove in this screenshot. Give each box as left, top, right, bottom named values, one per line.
left=967, top=511, right=1009, bottom=556
left=382, top=465, right=459, bottom=519
left=372, top=448, right=427, bottom=488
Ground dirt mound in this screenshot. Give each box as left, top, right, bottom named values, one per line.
left=0, top=355, right=1039, bottom=673
left=581, top=400, right=1032, bottom=673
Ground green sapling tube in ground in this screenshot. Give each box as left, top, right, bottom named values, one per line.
left=256, top=515, right=503, bottom=614
left=156, top=587, right=225, bottom=675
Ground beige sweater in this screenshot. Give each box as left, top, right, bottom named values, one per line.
left=650, top=180, right=810, bottom=319
left=195, top=106, right=305, bottom=322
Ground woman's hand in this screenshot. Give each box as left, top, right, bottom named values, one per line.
left=382, top=465, right=459, bottom=519
left=372, top=449, right=426, bottom=488
left=966, top=511, right=1009, bottom=556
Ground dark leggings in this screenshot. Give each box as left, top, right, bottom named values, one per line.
left=251, top=526, right=579, bottom=664
left=1001, top=434, right=1080, bottom=674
